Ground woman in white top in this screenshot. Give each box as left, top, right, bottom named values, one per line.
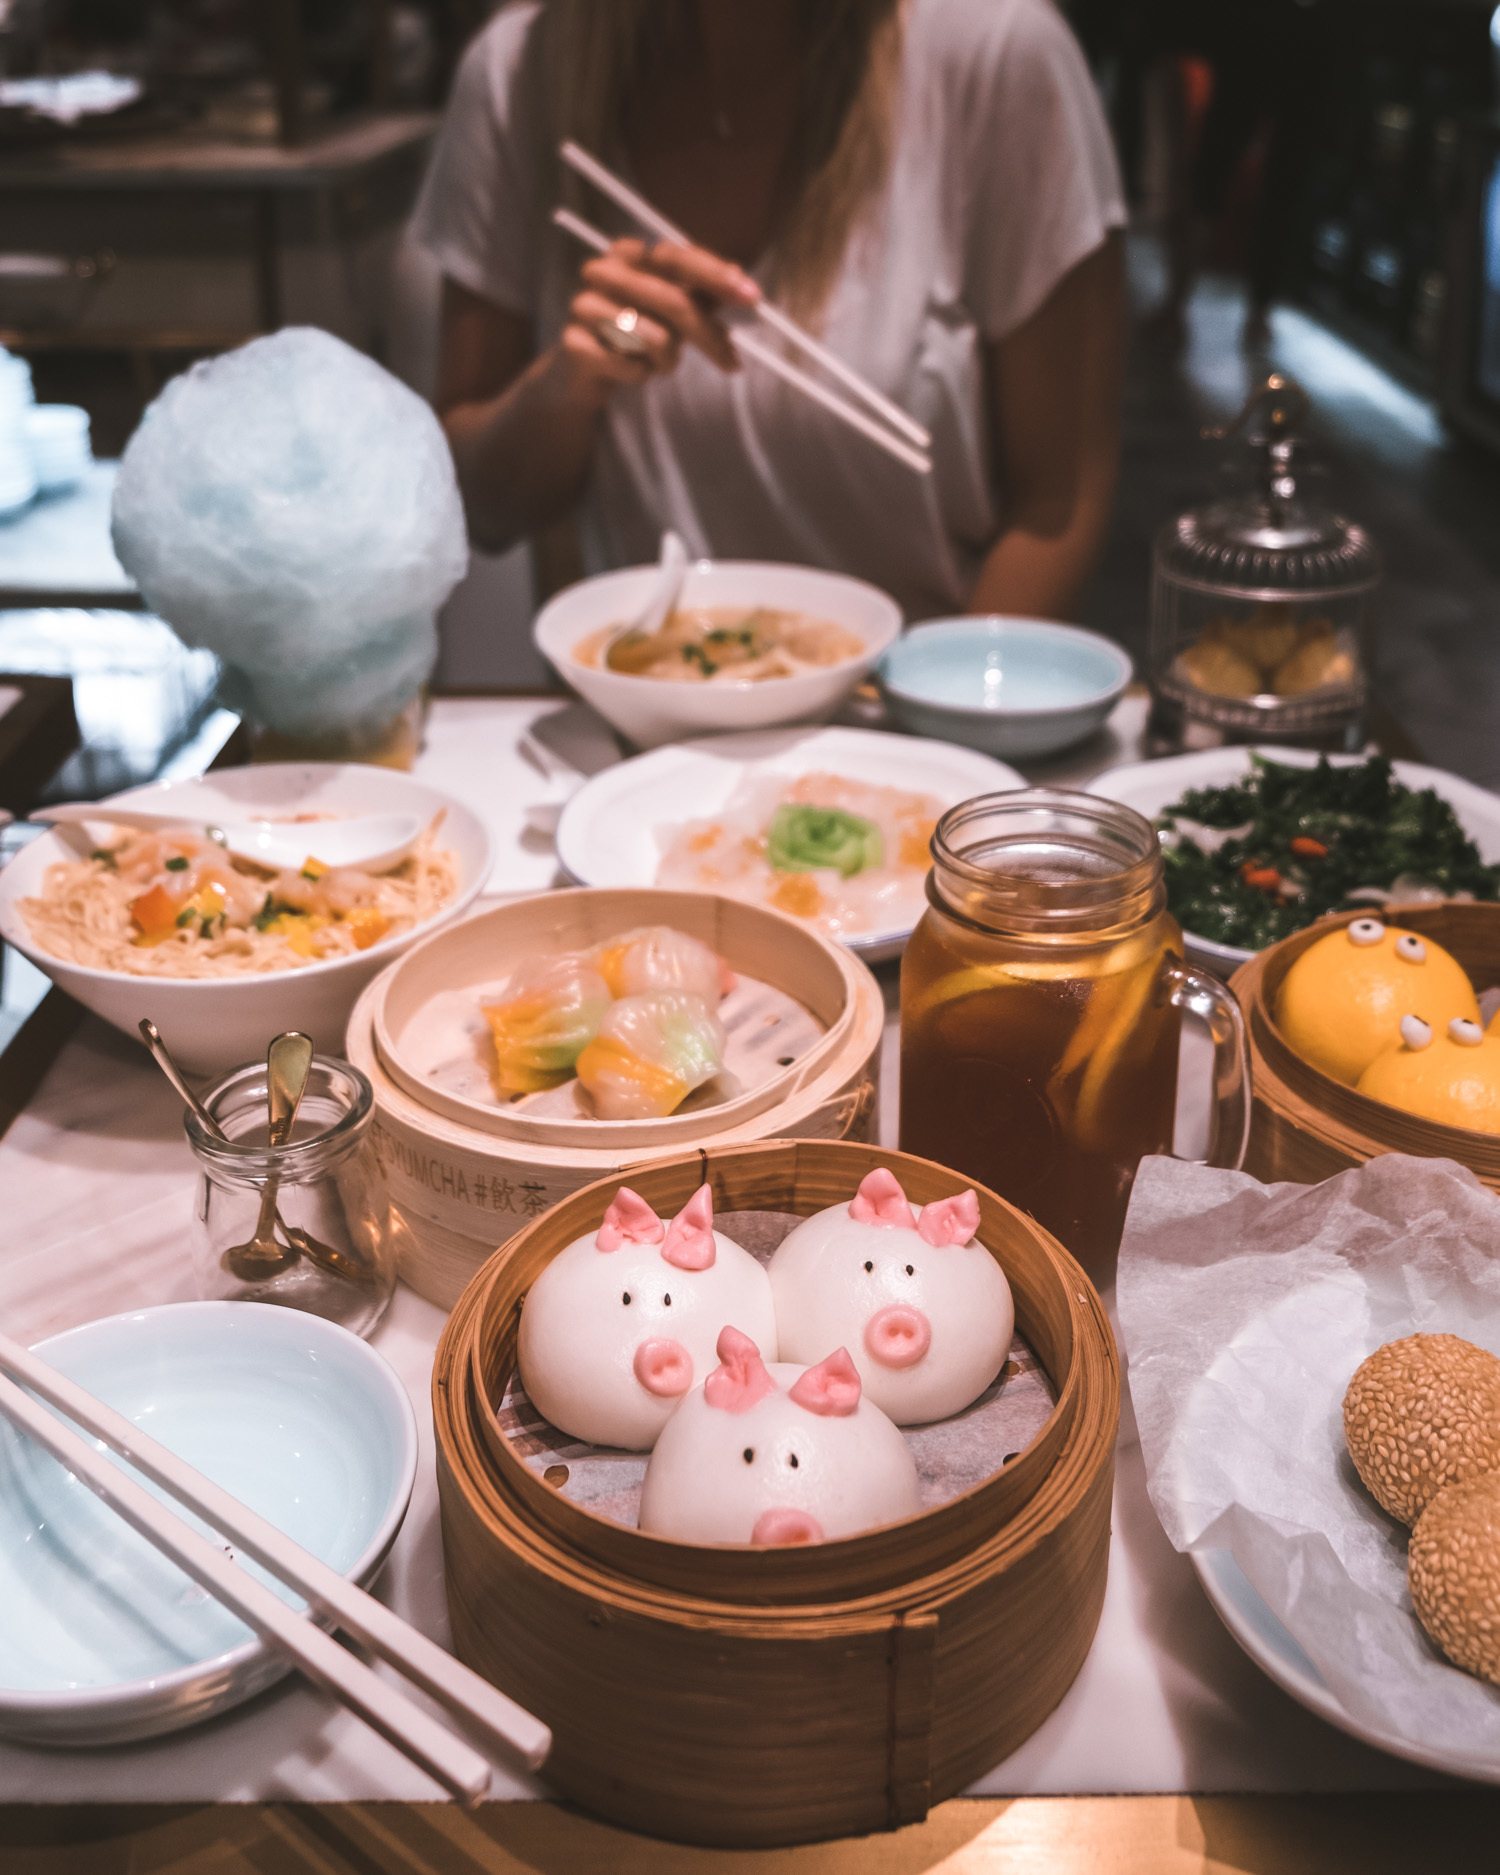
left=414, top=0, right=1126, bottom=622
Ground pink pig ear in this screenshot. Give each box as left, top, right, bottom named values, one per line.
left=916, top=1189, right=980, bottom=1248
left=849, top=1167, right=917, bottom=1230
left=595, top=1187, right=664, bottom=1253
left=661, top=1183, right=716, bottom=1271
left=789, top=1348, right=861, bottom=1417
left=703, top=1326, right=775, bottom=1413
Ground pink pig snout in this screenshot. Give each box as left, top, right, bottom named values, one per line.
left=752, top=1507, right=825, bottom=1546
left=633, top=1337, right=693, bottom=1397
left=864, top=1304, right=931, bottom=1370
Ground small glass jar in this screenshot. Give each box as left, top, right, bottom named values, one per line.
left=186, top=1056, right=399, bottom=1339
left=899, top=789, right=1251, bottom=1278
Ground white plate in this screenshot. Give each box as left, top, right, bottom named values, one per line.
left=1089, top=746, right=1500, bottom=976
left=555, top=726, right=1024, bottom=962
left=1191, top=1547, right=1500, bottom=1783
left=0, top=1302, right=416, bottom=1747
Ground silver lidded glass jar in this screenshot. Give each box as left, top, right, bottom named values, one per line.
left=1149, top=373, right=1379, bottom=752
left=185, top=1054, right=399, bottom=1340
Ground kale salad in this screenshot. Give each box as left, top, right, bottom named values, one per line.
left=1156, top=756, right=1500, bottom=951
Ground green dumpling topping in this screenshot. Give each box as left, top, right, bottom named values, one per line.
left=766, top=804, right=883, bottom=878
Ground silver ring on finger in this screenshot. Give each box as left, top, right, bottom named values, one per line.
left=594, top=304, right=653, bottom=360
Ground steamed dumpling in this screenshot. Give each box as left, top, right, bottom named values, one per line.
left=575, top=991, right=726, bottom=1119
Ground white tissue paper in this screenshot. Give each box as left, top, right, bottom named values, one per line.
left=111, top=327, right=467, bottom=737
left=1118, top=1152, right=1500, bottom=1762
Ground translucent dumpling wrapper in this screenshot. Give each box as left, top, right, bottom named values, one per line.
left=483, top=956, right=612, bottom=1095
left=575, top=991, right=727, bottom=1120
left=589, top=925, right=730, bottom=1003
left=110, top=327, right=467, bottom=738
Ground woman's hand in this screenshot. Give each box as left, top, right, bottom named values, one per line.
left=560, top=237, right=761, bottom=402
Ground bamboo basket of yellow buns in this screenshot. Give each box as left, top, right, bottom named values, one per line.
left=346, top=887, right=885, bottom=1308
left=433, top=1139, right=1118, bottom=1847
left=1231, top=901, right=1500, bottom=1189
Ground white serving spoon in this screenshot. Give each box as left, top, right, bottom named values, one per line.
left=601, top=528, right=690, bottom=672
left=34, top=802, right=426, bottom=874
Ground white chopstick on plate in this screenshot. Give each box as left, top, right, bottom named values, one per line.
left=0, top=1327, right=550, bottom=1798
left=552, top=149, right=933, bottom=476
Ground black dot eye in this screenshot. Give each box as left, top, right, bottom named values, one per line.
left=742, top=1447, right=754, bottom=1464
left=863, top=1260, right=873, bottom=1273
left=788, top=1452, right=799, bottom=1469
left=663, top=1293, right=671, bottom=1306
left=622, top=1292, right=631, bottom=1306
left=905, top=1264, right=914, bottom=1276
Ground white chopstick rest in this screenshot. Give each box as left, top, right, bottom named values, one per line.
left=0, top=1327, right=551, bottom=1793
left=554, top=147, right=932, bottom=476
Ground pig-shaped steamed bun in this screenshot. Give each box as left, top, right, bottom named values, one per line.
left=639, top=1327, right=921, bottom=1545
left=518, top=1184, right=776, bottom=1450
left=768, top=1169, right=1013, bottom=1424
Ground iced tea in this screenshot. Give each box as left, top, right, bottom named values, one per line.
left=899, top=791, right=1246, bottom=1276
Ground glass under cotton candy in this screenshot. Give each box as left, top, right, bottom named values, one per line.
left=185, top=1055, right=397, bottom=1338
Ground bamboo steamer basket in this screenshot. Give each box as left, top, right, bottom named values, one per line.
left=346, top=889, right=885, bottom=1310
left=433, top=1139, right=1119, bottom=1847
left=1231, top=901, right=1500, bottom=1189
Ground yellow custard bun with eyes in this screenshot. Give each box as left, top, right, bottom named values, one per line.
left=1357, top=1015, right=1500, bottom=1134
left=1275, top=917, right=1479, bottom=1086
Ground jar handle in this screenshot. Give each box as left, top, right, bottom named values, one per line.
left=1165, top=960, right=1252, bottom=1171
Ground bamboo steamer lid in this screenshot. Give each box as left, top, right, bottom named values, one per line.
left=432, top=1139, right=1119, bottom=1846
left=1231, top=902, right=1500, bottom=1190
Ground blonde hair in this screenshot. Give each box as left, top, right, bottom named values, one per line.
left=535, top=0, right=905, bottom=323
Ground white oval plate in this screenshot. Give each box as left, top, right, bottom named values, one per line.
left=0, top=1301, right=417, bottom=1747
left=554, top=726, right=1024, bottom=963
left=1191, top=1547, right=1500, bottom=1783
left=1089, top=747, right=1500, bottom=976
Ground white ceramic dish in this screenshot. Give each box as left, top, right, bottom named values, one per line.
left=533, top=559, right=902, bottom=750
left=1089, top=746, right=1500, bottom=976
left=1191, top=1548, right=1500, bottom=1783
left=878, top=617, right=1131, bottom=760
left=0, top=763, right=493, bottom=1071
left=0, top=1301, right=417, bottom=1748
left=555, top=725, right=1024, bottom=962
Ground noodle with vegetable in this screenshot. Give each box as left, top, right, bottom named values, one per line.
left=22, top=820, right=459, bottom=978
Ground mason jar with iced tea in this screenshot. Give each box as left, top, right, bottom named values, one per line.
left=900, top=789, right=1249, bottom=1278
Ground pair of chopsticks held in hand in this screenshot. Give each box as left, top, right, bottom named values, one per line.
left=555, top=140, right=933, bottom=476
left=0, top=1327, right=549, bottom=1803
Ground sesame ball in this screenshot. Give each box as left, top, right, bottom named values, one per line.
left=1408, top=1470, right=1500, bottom=1686
left=1342, top=1334, right=1500, bottom=1526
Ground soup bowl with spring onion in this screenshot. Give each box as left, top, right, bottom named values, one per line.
left=534, top=560, right=902, bottom=749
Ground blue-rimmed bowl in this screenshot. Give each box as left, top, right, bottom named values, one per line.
left=0, top=1301, right=417, bottom=1747
left=877, top=618, right=1132, bottom=760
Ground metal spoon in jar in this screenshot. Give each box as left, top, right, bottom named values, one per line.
left=601, top=528, right=690, bottom=673
left=227, top=1031, right=314, bottom=1280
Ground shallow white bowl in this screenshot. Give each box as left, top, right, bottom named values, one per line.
left=533, top=560, right=902, bottom=749
left=0, top=1301, right=416, bottom=1747
left=555, top=725, right=1024, bottom=962
left=878, top=617, right=1132, bottom=759
left=1089, top=746, right=1500, bottom=976
left=0, top=763, right=493, bottom=1071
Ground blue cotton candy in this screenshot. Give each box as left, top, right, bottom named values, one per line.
left=111, top=327, right=468, bottom=737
